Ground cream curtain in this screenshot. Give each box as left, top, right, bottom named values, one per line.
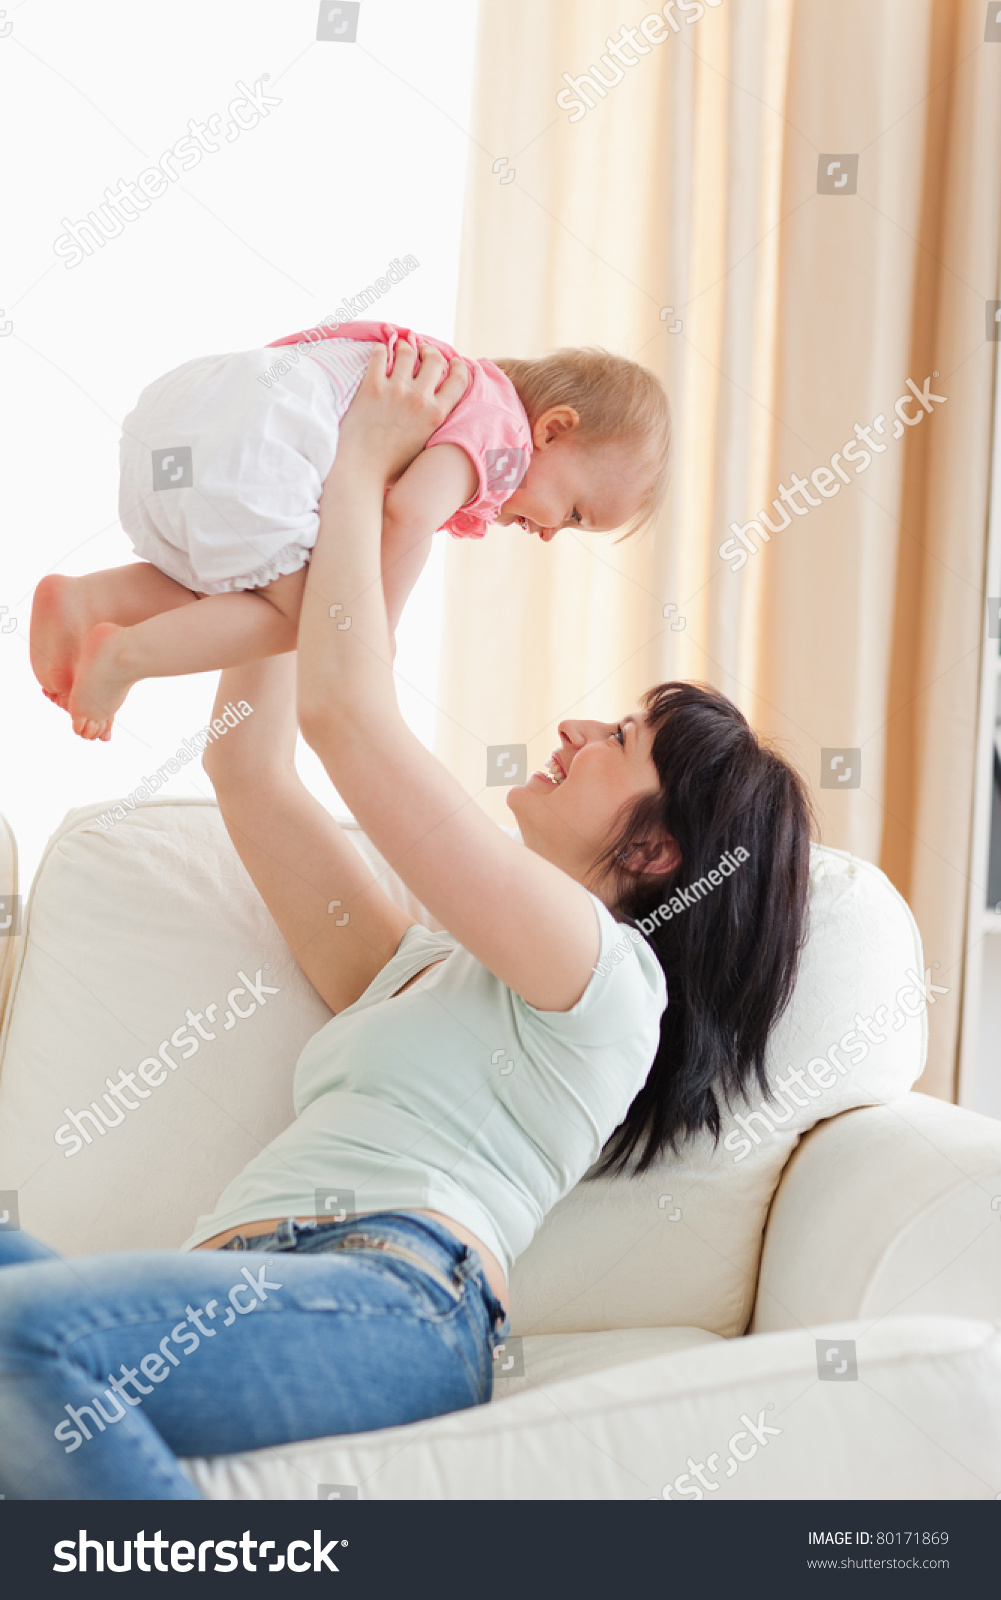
left=434, top=0, right=1001, bottom=1099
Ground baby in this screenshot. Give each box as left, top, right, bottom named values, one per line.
left=30, top=319, right=671, bottom=739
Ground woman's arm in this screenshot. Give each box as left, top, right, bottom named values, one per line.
left=201, top=654, right=416, bottom=1014
left=297, top=343, right=601, bottom=1013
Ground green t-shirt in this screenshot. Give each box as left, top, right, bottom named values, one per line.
left=184, top=892, right=667, bottom=1274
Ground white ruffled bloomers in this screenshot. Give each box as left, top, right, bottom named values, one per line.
left=118, top=344, right=358, bottom=595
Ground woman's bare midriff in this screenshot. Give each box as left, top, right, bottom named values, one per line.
left=194, top=1211, right=508, bottom=1312
left=193, top=959, right=510, bottom=1315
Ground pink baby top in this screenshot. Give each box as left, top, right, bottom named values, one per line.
left=268, top=319, right=532, bottom=539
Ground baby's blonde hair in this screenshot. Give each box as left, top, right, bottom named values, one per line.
left=494, top=347, right=671, bottom=535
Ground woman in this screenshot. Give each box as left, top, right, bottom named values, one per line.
left=0, top=344, right=811, bottom=1499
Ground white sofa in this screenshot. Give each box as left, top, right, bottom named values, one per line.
left=0, top=797, right=999, bottom=1500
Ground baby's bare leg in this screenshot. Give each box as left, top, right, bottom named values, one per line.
left=251, top=566, right=309, bottom=622
left=30, top=563, right=198, bottom=706
left=68, top=574, right=305, bottom=742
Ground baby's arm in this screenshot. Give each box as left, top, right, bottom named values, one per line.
left=380, top=444, right=478, bottom=637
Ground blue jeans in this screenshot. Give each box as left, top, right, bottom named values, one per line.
left=0, top=1212, right=509, bottom=1499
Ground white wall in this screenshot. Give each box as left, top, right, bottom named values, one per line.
left=0, top=0, right=477, bottom=888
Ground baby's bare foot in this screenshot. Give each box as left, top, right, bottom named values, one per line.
left=30, top=575, right=94, bottom=709
left=67, top=623, right=134, bottom=740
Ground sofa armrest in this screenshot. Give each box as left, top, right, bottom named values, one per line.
left=185, top=1316, right=1001, bottom=1499
left=752, top=1093, right=1001, bottom=1334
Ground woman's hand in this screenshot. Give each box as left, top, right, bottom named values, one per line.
left=300, top=341, right=464, bottom=728
left=330, top=338, right=469, bottom=488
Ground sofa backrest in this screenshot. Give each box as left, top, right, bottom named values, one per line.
left=0, top=811, right=18, bottom=1026
left=0, top=799, right=926, bottom=1337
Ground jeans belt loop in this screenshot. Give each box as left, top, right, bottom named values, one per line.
left=453, top=1247, right=478, bottom=1285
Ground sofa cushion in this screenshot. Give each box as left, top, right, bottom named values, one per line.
left=0, top=799, right=422, bottom=1262
left=486, top=1324, right=721, bottom=1400
left=0, top=800, right=925, bottom=1338
left=507, top=843, right=927, bottom=1337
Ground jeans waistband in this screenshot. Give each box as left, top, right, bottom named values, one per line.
left=218, top=1211, right=507, bottom=1327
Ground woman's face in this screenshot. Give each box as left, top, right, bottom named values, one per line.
left=507, top=713, right=673, bottom=892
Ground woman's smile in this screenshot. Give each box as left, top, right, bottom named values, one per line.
left=531, top=751, right=567, bottom=786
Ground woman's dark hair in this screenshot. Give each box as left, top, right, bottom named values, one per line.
left=589, top=681, right=813, bottom=1179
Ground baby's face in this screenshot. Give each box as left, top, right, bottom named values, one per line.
left=497, top=434, right=646, bottom=542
